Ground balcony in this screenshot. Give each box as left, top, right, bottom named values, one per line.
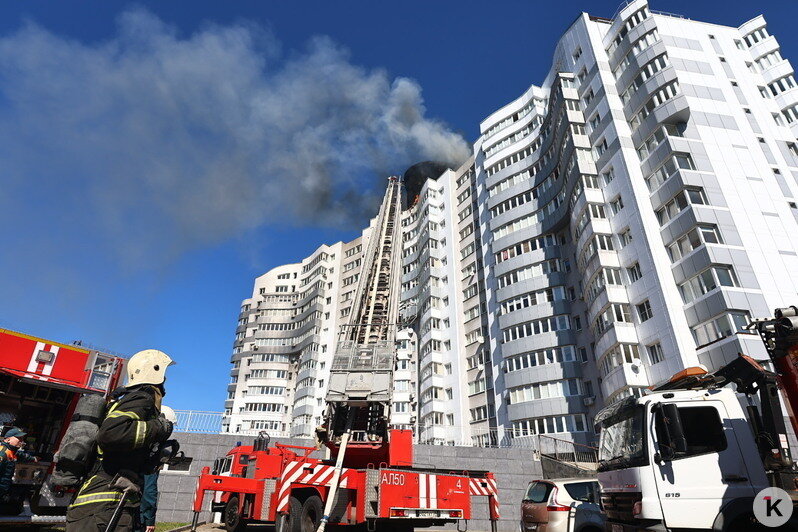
left=601, top=362, right=649, bottom=399
left=595, top=322, right=639, bottom=361
left=576, top=218, right=612, bottom=258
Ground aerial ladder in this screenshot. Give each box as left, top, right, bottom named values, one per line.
left=314, top=176, right=404, bottom=532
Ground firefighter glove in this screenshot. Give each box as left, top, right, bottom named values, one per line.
left=155, top=414, right=173, bottom=440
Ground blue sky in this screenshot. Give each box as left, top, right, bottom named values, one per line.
left=0, top=0, right=795, bottom=412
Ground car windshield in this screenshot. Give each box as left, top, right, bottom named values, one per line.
left=597, top=402, right=647, bottom=471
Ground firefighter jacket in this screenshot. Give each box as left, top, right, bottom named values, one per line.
left=66, top=385, right=169, bottom=523
left=0, top=442, right=36, bottom=495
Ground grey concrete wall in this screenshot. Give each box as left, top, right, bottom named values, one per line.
left=156, top=432, right=544, bottom=531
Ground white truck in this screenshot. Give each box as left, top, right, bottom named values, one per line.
left=596, top=308, right=798, bottom=531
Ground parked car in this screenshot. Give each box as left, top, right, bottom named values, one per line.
left=520, top=478, right=604, bottom=532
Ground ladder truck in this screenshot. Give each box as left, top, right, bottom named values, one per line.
left=595, top=308, right=798, bottom=531
left=191, top=177, right=500, bottom=532
left=0, top=327, right=125, bottom=526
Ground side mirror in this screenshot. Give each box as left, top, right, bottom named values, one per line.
left=654, top=403, right=687, bottom=462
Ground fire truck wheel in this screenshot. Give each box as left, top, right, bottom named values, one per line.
left=278, top=496, right=302, bottom=532
left=300, top=495, right=324, bottom=532
left=224, top=496, right=248, bottom=532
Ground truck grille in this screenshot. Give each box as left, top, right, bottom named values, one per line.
left=601, top=492, right=641, bottom=522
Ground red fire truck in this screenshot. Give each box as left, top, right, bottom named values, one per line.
left=0, top=327, right=125, bottom=526
left=191, top=430, right=499, bottom=532
left=192, top=179, right=499, bottom=532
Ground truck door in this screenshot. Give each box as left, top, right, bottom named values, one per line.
left=651, top=401, right=755, bottom=529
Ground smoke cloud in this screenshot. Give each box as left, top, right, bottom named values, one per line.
left=0, top=9, right=469, bottom=266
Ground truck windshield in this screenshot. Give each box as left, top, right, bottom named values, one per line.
left=597, top=402, right=647, bottom=472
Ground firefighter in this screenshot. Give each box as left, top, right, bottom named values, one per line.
left=134, top=407, right=177, bottom=532
left=0, top=427, right=38, bottom=514
left=66, top=349, right=175, bottom=532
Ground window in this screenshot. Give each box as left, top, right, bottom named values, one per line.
left=629, top=81, right=680, bottom=131
left=574, top=315, right=582, bottom=331
left=508, top=378, right=581, bottom=404
left=647, top=342, right=664, bottom=365
left=594, top=137, right=609, bottom=157
left=525, top=482, right=554, bottom=503
left=573, top=47, right=582, bottom=61
left=500, top=286, right=566, bottom=314
left=563, top=481, right=598, bottom=503
left=599, top=344, right=641, bottom=376
left=620, top=54, right=670, bottom=104
left=590, top=113, right=601, bottom=131
left=512, top=414, right=587, bottom=437
left=691, top=311, right=751, bottom=348
left=645, top=152, right=695, bottom=191
left=655, top=406, right=726, bottom=459
left=637, top=300, right=653, bottom=322
left=627, top=262, right=642, bottom=282
left=667, top=224, right=722, bottom=261
left=502, top=315, right=571, bottom=343
left=602, top=167, right=615, bottom=185
left=656, top=188, right=707, bottom=226
left=610, top=196, right=624, bottom=214
left=504, top=346, right=576, bottom=372
left=593, top=304, right=632, bottom=336
left=768, top=74, right=797, bottom=97
left=495, top=234, right=558, bottom=264
left=619, top=228, right=633, bottom=247
left=679, top=265, right=739, bottom=304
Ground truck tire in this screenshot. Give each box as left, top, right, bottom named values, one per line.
left=278, top=496, right=302, bottom=532
left=224, top=496, right=248, bottom=532
left=301, top=495, right=324, bottom=532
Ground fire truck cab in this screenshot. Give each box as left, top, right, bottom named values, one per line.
left=0, top=328, right=125, bottom=525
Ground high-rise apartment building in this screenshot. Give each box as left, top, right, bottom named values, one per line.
left=224, top=0, right=798, bottom=448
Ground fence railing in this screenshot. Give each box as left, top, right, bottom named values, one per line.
left=174, top=411, right=599, bottom=452
left=174, top=410, right=224, bottom=434
left=538, top=434, right=598, bottom=465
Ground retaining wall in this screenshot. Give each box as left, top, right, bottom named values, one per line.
left=156, top=432, right=542, bottom=531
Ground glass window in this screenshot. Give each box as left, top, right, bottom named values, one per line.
left=699, top=225, right=721, bottom=244
left=563, top=481, right=598, bottom=502
left=700, top=269, right=717, bottom=292
left=655, top=406, right=727, bottom=459
left=715, top=266, right=736, bottom=287
left=687, top=189, right=706, bottom=204
left=647, top=342, right=664, bottom=364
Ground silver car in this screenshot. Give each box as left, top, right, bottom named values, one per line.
left=520, top=478, right=604, bottom=532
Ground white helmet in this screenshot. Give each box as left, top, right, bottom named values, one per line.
left=126, top=349, right=175, bottom=387
left=160, top=405, right=177, bottom=424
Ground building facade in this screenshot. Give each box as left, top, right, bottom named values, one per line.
left=225, top=1, right=798, bottom=447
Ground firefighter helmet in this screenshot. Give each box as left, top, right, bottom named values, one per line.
left=127, top=349, right=175, bottom=387
left=160, top=405, right=177, bottom=424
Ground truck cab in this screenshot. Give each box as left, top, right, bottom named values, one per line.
left=596, top=387, right=772, bottom=531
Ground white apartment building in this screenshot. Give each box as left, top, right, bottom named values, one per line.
left=225, top=1, right=798, bottom=447
left=476, top=0, right=798, bottom=447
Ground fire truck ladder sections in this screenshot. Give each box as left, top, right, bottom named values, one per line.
left=324, top=177, right=404, bottom=443
left=346, top=178, right=403, bottom=344
left=317, top=410, right=355, bottom=532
